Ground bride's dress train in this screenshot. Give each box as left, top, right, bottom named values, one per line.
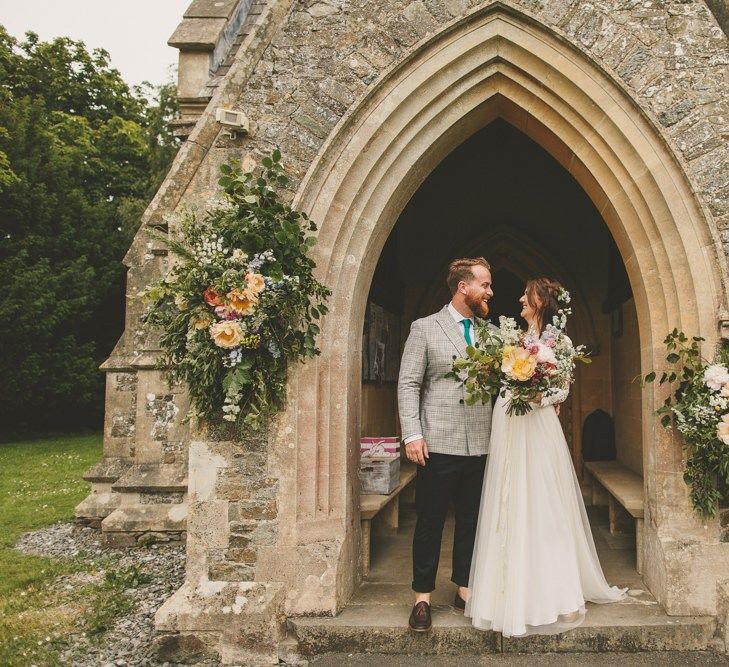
left=465, top=394, right=626, bottom=637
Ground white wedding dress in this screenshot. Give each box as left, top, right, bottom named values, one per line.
left=465, top=391, right=626, bottom=637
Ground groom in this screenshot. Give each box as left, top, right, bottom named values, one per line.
left=398, top=257, right=494, bottom=632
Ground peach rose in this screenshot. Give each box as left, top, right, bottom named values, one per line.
left=209, top=321, right=244, bottom=348
left=245, top=272, right=266, bottom=294
left=227, top=288, right=258, bottom=316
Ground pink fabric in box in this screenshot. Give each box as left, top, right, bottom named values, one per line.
left=360, top=437, right=400, bottom=459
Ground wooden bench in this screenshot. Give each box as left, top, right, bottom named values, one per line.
left=583, top=460, right=645, bottom=574
left=360, top=461, right=417, bottom=577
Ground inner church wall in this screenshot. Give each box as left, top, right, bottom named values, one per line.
left=611, top=298, right=643, bottom=476
left=360, top=119, right=640, bottom=478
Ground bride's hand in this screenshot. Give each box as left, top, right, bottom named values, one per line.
left=555, top=404, right=561, bottom=416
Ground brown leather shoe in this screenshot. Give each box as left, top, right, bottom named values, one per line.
left=408, top=601, right=432, bottom=632
left=453, top=591, right=466, bottom=612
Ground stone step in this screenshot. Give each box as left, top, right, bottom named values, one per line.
left=111, top=463, right=188, bottom=493
left=289, top=602, right=718, bottom=656
left=101, top=503, right=187, bottom=546
left=307, top=652, right=729, bottom=666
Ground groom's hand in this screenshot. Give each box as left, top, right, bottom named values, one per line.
left=406, top=438, right=429, bottom=466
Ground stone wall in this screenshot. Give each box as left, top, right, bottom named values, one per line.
left=236, top=0, right=729, bottom=245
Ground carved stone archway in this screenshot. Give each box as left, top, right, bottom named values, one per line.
left=287, top=3, right=727, bottom=617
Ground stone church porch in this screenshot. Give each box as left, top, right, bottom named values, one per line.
left=290, top=504, right=716, bottom=656
left=80, top=0, right=729, bottom=662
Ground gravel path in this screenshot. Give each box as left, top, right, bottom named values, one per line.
left=16, top=523, right=191, bottom=667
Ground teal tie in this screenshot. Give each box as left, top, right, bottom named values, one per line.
left=462, top=318, right=473, bottom=346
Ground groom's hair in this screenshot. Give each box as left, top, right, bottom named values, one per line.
left=447, top=257, right=491, bottom=294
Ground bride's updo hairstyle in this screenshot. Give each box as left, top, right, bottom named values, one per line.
left=525, top=277, right=562, bottom=333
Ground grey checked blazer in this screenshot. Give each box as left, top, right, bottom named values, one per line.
left=398, top=305, right=492, bottom=456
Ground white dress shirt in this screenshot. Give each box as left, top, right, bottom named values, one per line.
left=403, top=303, right=474, bottom=445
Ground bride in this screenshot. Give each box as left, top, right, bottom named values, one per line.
left=465, top=277, right=626, bottom=637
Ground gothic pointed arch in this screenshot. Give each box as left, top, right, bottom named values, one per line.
left=286, top=1, right=728, bottom=614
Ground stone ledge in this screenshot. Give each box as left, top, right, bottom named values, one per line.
left=99, top=352, right=163, bottom=372
left=184, top=0, right=240, bottom=19
left=101, top=503, right=187, bottom=536
left=111, top=463, right=188, bottom=493
left=82, top=457, right=130, bottom=483
left=74, top=485, right=121, bottom=528
left=168, top=17, right=227, bottom=50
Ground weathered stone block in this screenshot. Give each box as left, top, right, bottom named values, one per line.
left=169, top=17, right=227, bottom=50
left=618, top=46, right=652, bottom=81
left=228, top=498, right=278, bottom=521
left=140, top=491, right=185, bottom=504
left=209, top=560, right=256, bottom=580
left=156, top=631, right=220, bottom=664
left=384, top=14, right=420, bottom=47
left=111, top=413, right=136, bottom=438
left=565, top=3, right=604, bottom=48
left=155, top=581, right=285, bottom=664
left=658, top=98, right=696, bottom=127
left=114, top=372, right=137, bottom=392
left=678, top=119, right=723, bottom=160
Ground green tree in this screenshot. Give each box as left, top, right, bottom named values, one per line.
left=0, top=28, right=180, bottom=436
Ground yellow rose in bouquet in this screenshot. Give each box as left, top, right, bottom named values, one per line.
left=501, top=345, right=537, bottom=382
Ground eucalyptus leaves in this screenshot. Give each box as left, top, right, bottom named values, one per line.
left=645, top=330, right=729, bottom=517
left=143, top=150, right=330, bottom=429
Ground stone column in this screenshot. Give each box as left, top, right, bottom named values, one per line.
left=155, top=421, right=287, bottom=664
left=76, top=224, right=190, bottom=545
left=168, top=0, right=256, bottom=139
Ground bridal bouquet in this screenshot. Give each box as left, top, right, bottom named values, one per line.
left=142, top=150, right=330, bottom=429
left=449, top=290, right=590, bottom=415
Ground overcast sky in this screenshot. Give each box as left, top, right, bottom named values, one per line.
left=1, top=0, right=191, bottom=87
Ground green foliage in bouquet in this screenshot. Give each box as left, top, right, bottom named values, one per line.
left=645, top=330, right=729, bottom=518
left=446, top=337, right=502, bottom=407
left=143, top=150, right=330, bottom=429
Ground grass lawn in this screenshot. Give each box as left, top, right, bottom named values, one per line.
left=0, top=433, right=104, bottom=665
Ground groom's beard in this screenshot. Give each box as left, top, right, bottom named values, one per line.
left=466, top=292, right=490, bottom=318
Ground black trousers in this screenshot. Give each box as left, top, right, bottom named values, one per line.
left=412, top=452, right=487, bottom=593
